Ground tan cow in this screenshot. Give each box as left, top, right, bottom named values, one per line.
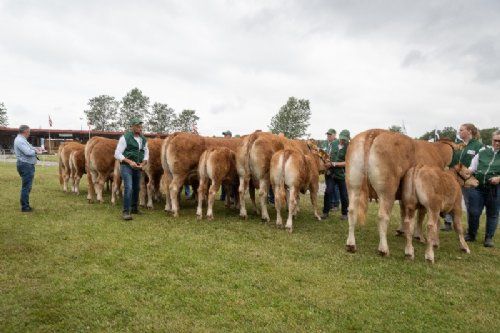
left=402, top=164, right=478, bottom=262
left=58, top=141, right=85, bottom=192
left=85, top=136, right=118, bottom=203
left=345, top=129, right=460, bottom=256
left=139, top=137, right=163, bottom=209
left=68, top=143, right=86, bottom=194
left=270, top=147, right=328, bottom=233
left=196, top=147, right=239, bottom=220
left=236, top=131, right=313, bottom=222
left=161, top=132, right=243, bottom=217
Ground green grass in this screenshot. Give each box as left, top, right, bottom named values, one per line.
left=1, top=163, right=499, bottom=332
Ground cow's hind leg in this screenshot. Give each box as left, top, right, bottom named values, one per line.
left=196, top=177, right=208, bottom=220
left=258, top=179, right=271, bottom=222
left=404, top=208, right=416, bottom=260
left=285, top=188, right=298, bottom=233
left=425, top=211, right=439, bottom=263
left=206, top=181, right=220, bottom=220
left=452, top=207, right=470, bottom=254
left=169, top=175, right=185, bottom=217
left=377, top=196, right=394, bottom=256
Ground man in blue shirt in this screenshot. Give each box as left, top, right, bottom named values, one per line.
left=14, top=125, right=40, bottom=212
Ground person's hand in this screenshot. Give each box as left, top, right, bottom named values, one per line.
left=490, top=176, right=500, bottom=185
left=128, top=160, right=139, bottom=168
left=140, top=161, right=147, bottom=169
left=325, top=161, right=332, bottom=168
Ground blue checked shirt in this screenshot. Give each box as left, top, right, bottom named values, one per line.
left=14, top=134, right=37, bottom=164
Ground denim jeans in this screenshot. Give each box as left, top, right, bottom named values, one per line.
left=17, top=161, right=35, bottom=210
left=120, top=164, right=141, bottom=213
left=323, top=175, right=349, bottom=215
left=331, top=182, right=340, bottom=208
left=467, top=185, right=499, bottom=240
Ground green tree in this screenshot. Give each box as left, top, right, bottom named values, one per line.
left=118, top=88, right=150, bottom=130
left=84, top=95, right=120, bottom=131
left=388, top=125, right=403, bottom=133
left=0, top=102, right=8, bottom=126
left=148, top=102, right=177, bottom=133
left=439, top=126, right=457, bottom=141
left=479, top=127, right=499, bottom=144
left=268, top=97, right=311, bottom=139
left=173, top=109, right=199, bottom=132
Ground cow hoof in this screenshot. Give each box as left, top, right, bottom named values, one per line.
left=196, top=214, right=202, bottom=220
left=378, top=250, right=389, bottom=257
left=395, top=229, right=405, bottom=236
left=425, top=258, right=435, bottom=264
left=286, top=227, right=293, bottom=234
left=405, top=253, right=415, bottom=260
left=461, top=247, right=471, bottom=254
left=207, top=215, right=214, bottom=221
left=346, top=245, right=357, bottom=253
left=276, top=223, right=283, bottom=229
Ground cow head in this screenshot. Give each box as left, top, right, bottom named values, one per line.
left=438, top=139, right=465, bottom=151
left=452, top=163, right=479, bottom=188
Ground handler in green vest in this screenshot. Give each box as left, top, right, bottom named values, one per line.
left=465, top=130, right=500, bottom=247
left=442, top=123, right=484, bottom=231
left=114, top=117, right=149, bottom=220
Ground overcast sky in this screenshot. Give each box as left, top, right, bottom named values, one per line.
left=1, top=0, right=498, bottom=138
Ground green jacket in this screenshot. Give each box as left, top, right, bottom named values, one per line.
left=474, top=146, right=500, bottom=187
left=322, top=139, right=338, bottom=157
left=331, top=142, right=348, bottom=180
left=123, top=131, right=147, bottom=164
left=451, top=138, right=483, bottom=167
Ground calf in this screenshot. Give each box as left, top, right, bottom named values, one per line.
left=85, top=136, right=118, bottom=203
left=270, top=148, right=328, bottom=233
left=58, top=142, right=84, bottom=192
left=196, top=147, right=239, bottom=220
left=139, top=138, right=163, bottom=209
left=402, top=164, right=478, bottom=263
left=68, top=144, right=86, bottom=194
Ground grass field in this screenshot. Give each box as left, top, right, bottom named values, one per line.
left=1, top=163, right=499, bottom=332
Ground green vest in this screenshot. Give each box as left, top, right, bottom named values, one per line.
left=322, top=139, right=338, bottom=157
left=475, top=146, right=500, bottom=187
left=331, top=142, right=348, bottom=180
left=451, top=139, right=483, bottom=167
left=123, top=131, right=147, bottom=164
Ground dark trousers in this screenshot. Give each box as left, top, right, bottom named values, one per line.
left=323, top=175, right=348, bottom=215
left=331, top=182, right=340, bottom=208
left=120, top=164, right=141, bottom=213
left=446, top=187, right=473, bottom=225
left=220, top=182, right=238, bottom=201
left=467, top=185, right=499, bottom=240
left=17, top=162, right=35, bottom=210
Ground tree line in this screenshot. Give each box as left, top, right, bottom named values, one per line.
left=84, top=88, right=199, bottom=133
left=388, top=125, right=498, bottom=143
left=0, top=97, right=497, bottom=143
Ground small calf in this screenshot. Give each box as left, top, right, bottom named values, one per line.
left=402, top=163, right=478, bottom=263
left=270, top=148, right=328, bottom=233
left=196, top=147, right=239, bottom=220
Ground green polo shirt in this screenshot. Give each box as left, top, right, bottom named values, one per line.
left=331, top=142, right=348, bottom=180
left=451, top=138, right=484, bottom=167
left=475, top=146, right=500, bottom=187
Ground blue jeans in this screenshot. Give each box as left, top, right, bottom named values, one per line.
left=323, top=175, right=349, bottom=215
left=120, top=164, right=141, bottom=213
left=467, top=185, right=499, bottom=240
left=17, top=162, right=35, bottom=210
left=331, top=182, right=340, bottom=208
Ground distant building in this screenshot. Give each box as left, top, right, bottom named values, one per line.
left=0, top=127, right=168, bottom=154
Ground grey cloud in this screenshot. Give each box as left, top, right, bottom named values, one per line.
left=401, top=50, right=426, bottom=68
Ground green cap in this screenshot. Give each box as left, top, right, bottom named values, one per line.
left=129, top=117, right=143, bottom=126
left=339, top=129, right=350, bottom=141
left=222, top=130, right=232, bottom=136
left=326, top=128, right=336, bottom=135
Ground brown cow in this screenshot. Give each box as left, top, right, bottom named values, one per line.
left=68, top=144, right=86, bottom=194
left=270, top=147, right=328, bottom=233
left=58, top=141, right=84, bottom=192
left=402, top=164, right=478, bottom=262
left=85, top=136, right=118, bottom=203
left=161, top=132, right=244, bottom=217
left=345, top=129, right=460, bottom=256
left=139, top=137, right=163, bottom=209
left=196, top=147, right=239, bottom=220
left=236, top=131, right=313, bottom=222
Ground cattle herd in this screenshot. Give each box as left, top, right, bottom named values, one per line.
left=57, top=129, right=479, bottom=263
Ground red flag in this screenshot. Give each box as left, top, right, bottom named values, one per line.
left=48, top=115, right=53, bottom=127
